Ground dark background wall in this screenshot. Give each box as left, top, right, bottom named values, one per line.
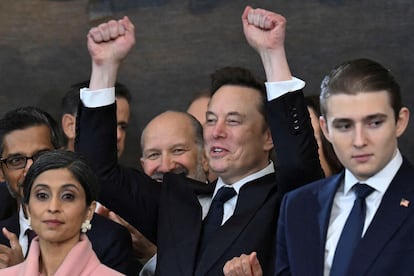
left=1, top=0, right=413, bottom=167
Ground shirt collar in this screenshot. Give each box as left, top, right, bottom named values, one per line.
left=344, top=149, right=403, bottom=195
left=214, top=161, right=275, bottom=196
left=19, top=207, right=31, bottom=236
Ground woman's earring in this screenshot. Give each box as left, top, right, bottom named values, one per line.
left=81, top=220, right=92, bottom=233
left=27, top=216, right=31, bottom=227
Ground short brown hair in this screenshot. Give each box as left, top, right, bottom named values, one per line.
left=320, top=58, right=402, bottom=121
left=210, top=66, right=267, bottom=126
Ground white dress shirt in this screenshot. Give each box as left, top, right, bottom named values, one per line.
left=204, top=161, right=275, bottom=224
left=18, top=207, right=32, bottom=257
left=324, top=150, right=403, bottom=276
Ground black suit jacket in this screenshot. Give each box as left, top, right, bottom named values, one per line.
left=276, top=158, right=414, bottom=276
left=76, top=90, right=324, bottom=275
left=0, top=211, right=133, bottom=275
left=0, top=182, right=17, bottom=221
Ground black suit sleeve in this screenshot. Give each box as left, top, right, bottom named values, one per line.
left=88, top=213, right=134, bottom=274
left=75, top=103, right=160, bottom=244
left=0, top=182, right=17, bottom=221
left=266, top=90, right=324, bottom=197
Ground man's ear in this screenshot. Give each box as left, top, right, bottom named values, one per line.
left=201, top=151, right=209, bottom=175
left=0, top=166, right=5, bottom=182
left=140, top=157, right=145, bottom=170
left=61, top=114, right=76, bottom=140
left=263, top=128, right=274, bottom=152
left=319, top=116, right=332, bottom=143
left=396, top=107, right=410, bottom=138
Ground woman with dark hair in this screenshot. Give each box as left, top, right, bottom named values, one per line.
left=1, top=150, right=123, bottom=275
left=305, top=95, right=343, bottom=176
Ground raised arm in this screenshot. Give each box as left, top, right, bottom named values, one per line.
left=242, top=6, right=291, bottom=82
left=76, top=17, right=160, bottom=243
left=87, top=16, right=135, bottom=89
left=223, top=7, right=324, bottom=274
left=243, top=6, right=323, bottom=192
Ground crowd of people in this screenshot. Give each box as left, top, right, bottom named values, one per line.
left=0, top=5, right=412, bottom=276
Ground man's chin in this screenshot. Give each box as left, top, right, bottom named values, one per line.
left=5, top=183, right=20, bottom=199
left=150, top=168, right=189, bottom=183
left=209, top=165, right=225, bottom=175
left=151, top=175, right=163, bottom=183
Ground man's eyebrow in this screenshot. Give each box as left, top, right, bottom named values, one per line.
left=331, top=118, right=352, bottom=123
left=227, top=111, right=244, bottom=117
left=3, top=152, right=25, bottom=158
left=206, top=111, right=244, bottom=117
left=143, top=148, right=160, bottom=153
left=364, top=113, right=387, bottom=120
left=4, top=148, right=50, bottom=158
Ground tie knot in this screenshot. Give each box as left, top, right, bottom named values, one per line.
left=26, top=228, right=36, bottom=239
left=214, top=187, right=236, bottom=203
left=353, top=183, right=374, bottom=199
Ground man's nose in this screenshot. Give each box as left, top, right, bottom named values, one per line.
left=159, top=155, right=175, bottom=173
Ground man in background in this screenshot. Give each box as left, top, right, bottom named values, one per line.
left=61, top=80, right=131, bottom=158
left=186, top=90, right=217, bottom=182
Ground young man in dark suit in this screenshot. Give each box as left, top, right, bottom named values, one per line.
left=0, top=107, right=133, bottom=274
left=76, top=6, right=323, bottom=275
left=276, top=58, right=412, bottom=276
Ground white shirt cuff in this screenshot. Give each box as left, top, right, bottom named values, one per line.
left=80, top=87, right=115, bottom=108
left=139, top=254, right=157, bottom=276
left=265, top=77, right=305, bottom=101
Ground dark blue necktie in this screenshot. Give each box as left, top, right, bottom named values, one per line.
left=330, top=183, right=375, bottom=276
left=198, top=186, right=236, bottom=253
left=25, top=228, right=37, bottom=256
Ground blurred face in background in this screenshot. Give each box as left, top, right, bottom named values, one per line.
left=187, top=96, right=210, bottom=126
left=140, top=111, right=208, bottom=183
left=187, top=95, right=218, bottom=182
left=308, top=106, right=332, bottom=177
left=115, top=96, right=130, bottom=158
left=0, top=125, right=54, bottom=199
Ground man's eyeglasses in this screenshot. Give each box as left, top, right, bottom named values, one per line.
left=0, top=151, right=49, bottom=170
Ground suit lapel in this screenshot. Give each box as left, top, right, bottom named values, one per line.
left=348, top=160, right=414, bottom=275
left=163, top=173, right=215, bottom=275
left=315, top=173, right=343, bottom=273
left=0, top=212, right=20, bottom=246
left=195, top=173, right=276, bottom=275
left=317, top=174, right=343, bottom=243
left=8, top=212, right=20, bottom=236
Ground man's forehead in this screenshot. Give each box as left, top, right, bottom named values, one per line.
left=116, top=97, right=130, bottom=112
left=4, top=125, right=52, bottom=139
left=326, top=91, right=390, bottom=111
left=143, top=139, right=195, bottom=152
left=326, top=90, right=390, bottom=103
left=146, top=114, right=194, bottom=135
left=209, top=86, right=262, bottom=113
left=2, top=126, right=54, bottom=155
left=210, top=85, right=261, bottom=100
